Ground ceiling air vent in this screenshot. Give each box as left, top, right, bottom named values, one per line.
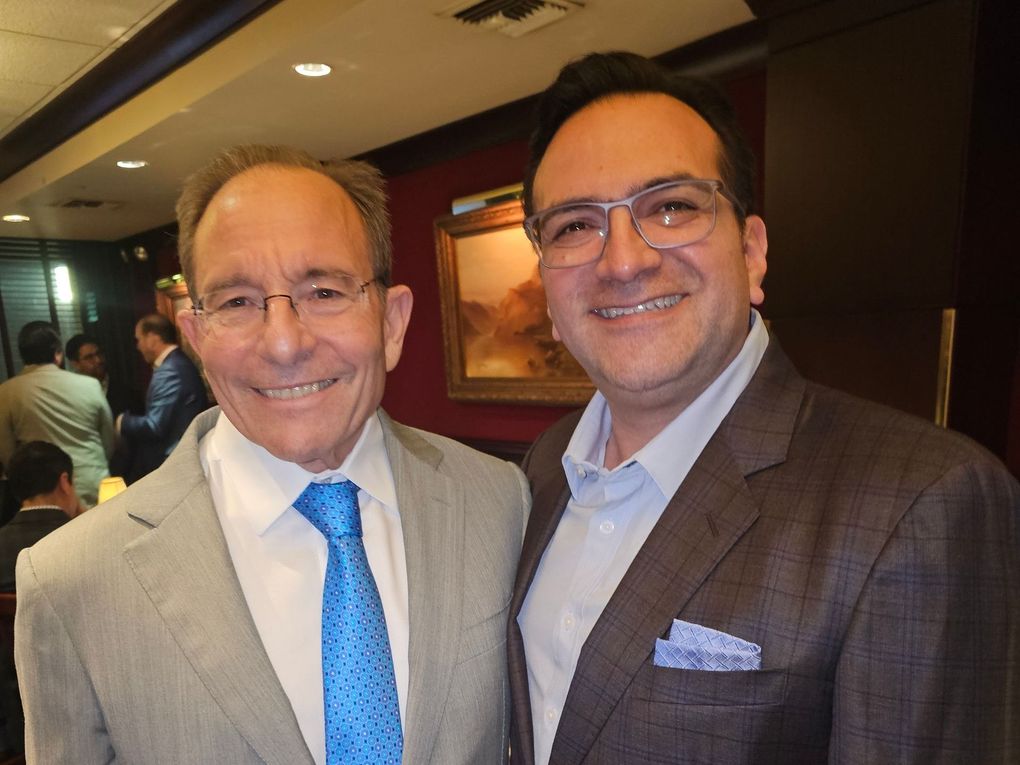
left=438, top=0, right=584, bottom=38
left=50, top=198, right=124, bottom=211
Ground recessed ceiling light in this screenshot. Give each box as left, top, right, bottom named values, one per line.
left=117, top=160, right=148, bottom=169
left=293, top=62, right=332, bottom=78
left=2, top=214, right=30, bottom=223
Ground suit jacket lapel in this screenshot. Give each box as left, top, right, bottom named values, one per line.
left=380, top=413, right=464, bottom=765
left=546, top=341, right=805, bottom=764
left=122, top=410, right=312, bottom=764
left=550, top=438, right=760, bottom=765
left=508, top=453, right=572, bottom=765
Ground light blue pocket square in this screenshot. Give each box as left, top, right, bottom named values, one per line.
left=654, top=619, right=762, bottom=671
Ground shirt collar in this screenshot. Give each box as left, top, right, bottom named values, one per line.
left=205, top=409, right=395, bottom=536
left=153, top=344, right=177, bottom=368
left=563, top=309, right=769, bottom=499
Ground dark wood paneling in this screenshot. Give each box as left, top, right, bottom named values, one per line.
left=764, top=0, right=973, bottom=317
left=768, top=309, right=944, bottom=421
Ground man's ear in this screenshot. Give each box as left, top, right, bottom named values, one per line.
left=383, top=285, right=413, bottom=372
left=743, top=215, right=768, bottom=306
left=177, top=308, right=204, bottom=355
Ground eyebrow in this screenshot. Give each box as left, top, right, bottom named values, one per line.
left=201, top=268, right=359, bottom=295
left=540, top=173, right=701, bottom=210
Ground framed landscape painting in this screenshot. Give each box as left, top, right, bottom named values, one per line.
left=434, top=199, right=593, bottom=405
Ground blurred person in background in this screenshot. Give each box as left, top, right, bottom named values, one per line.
left=0, top=322, right=113, bottom=507
left=117, top=313, right=208, bottom=483
left=0, top=440, right=80, bottom=591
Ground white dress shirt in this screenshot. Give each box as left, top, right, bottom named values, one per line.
left=198, top=410, right=408, bottom=765
left=518, top=310, right=769, bottom=765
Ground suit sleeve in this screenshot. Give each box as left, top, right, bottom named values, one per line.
left=120, top=365, right=182, bottom=442
left=0, top=394, right=14, bottom=468
left=15, top=548, right=114, bottom=763
left=97, top=392, right=115, bottom=460
left=831, top=458, right=1020, bottom=763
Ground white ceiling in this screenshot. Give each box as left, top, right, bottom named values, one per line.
left=0, top=0, right=754, bottom=242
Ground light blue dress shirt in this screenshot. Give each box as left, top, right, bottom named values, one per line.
left=518, top=310, right=769, bottom=765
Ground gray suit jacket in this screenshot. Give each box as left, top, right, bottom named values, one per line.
left=0, top=364, right=114, bottom=507
left=509, top=341, right=1020, bottom=764
left=16, top=407, right=529, bottom=764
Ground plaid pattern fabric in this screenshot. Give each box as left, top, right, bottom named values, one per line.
left=508, top=340, right=1020, bottom=765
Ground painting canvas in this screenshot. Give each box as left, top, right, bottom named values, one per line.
left=434, top=199, right=593, bottom=405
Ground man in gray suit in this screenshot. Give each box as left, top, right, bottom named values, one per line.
left=0, top=322, right=114, bottom=507
left=16, top=145, right=529, bottom=764
left=509, top=52, right=1019, bottom=763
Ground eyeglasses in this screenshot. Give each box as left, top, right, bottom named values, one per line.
left=523, top=179, right=741, bottom=269
left=191, top=274, right=376, bottom=338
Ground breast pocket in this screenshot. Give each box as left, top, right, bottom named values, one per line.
left=607, top=663, right=791, bottom=763
left=637, top=663, right=788, bottom=706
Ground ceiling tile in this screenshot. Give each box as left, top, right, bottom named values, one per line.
left=0, top=0, right=172, bottom=46
left=0, top=31, right=100, bottom=85
left=0, top=78, right=51, bottom=114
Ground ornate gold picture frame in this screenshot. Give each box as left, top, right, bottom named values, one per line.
left=434, top=199, right=593, bottom=406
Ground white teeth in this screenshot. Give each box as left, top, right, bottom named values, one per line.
left=594, top=293, right=682, bottom=319
left=258, top=378, right=337, bottom=400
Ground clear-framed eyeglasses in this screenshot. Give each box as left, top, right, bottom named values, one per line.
left=190, top=273, right=377, bottom=338
left=523, top=178, right=743, bottom=269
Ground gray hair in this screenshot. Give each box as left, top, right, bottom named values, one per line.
left=175, top=144, right=392, bottom=300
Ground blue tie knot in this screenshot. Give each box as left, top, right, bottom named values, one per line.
left=293, top=480, right=362, bottom=539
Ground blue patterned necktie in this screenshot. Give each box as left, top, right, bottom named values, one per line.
left=293, top=480, right=402, bottom=764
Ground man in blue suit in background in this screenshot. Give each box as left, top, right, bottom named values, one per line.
left=119, top=313, right=208, bottom=483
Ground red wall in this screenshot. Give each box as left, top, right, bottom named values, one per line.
left=381, top=141, right=578, bottom=444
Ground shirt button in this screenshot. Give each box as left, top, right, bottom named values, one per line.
left=575, top=466, right=586, bottom=478
left=545, top=708, right=558, bottom=723
left=563, top=613, right=575, bottom=629
left=599, top=520, right=615, bottom=534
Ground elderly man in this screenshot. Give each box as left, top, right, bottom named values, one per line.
left=16, top=145, right=529, bottom=764
left=0, top=322, right=114, bottom=507
left=509, top=53, right=1019, bottom=764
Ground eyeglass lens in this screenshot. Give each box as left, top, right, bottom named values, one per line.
left=533, top=180, right=720, bottom=268
left=196, top=275, right=371, bottom=336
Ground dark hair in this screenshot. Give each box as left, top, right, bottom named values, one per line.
left=7, top=441, right=73, bottom=503
left=17, top=321, right=62, bottom=365
left=137, top=313, right=176, bottom=345
left=65, top=333, right=99, bottom=362
left=522, top=51, right=756, bottom=225
left=175, top=145, right=392, bottom=301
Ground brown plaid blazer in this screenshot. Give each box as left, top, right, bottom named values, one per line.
left=508, top=341, right=1020, bottom=764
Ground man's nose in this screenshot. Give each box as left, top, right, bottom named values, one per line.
left=257, top=296, right=315, bottom=362
left=594, top=206, right=662, bottom=282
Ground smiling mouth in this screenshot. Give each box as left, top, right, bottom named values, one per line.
left=592, top=293, right=683, bottom=319
left=257, top=378, right=337, bottom=400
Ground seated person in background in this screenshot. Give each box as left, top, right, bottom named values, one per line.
left=0, top=321, right=114, bottom=507
left=118, top=314, right=208, bottom=483
left=65, top=333, right=144, bottom=418
left=0, top=441, right=80, bottom=591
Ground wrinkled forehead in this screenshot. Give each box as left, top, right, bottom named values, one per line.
left=191, top=165, right=371, bottom=287
left=533, top=93, right=723, bottom=209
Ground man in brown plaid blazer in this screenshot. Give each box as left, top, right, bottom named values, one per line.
left=508, top=52, right=1019, bottom=764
